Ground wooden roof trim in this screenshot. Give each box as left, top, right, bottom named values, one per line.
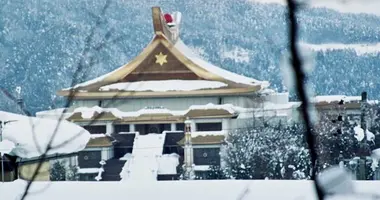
left=57, top=86, right=259, bottom=99
left=152, top=7, right=175, bottom=43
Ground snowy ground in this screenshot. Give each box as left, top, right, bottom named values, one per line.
left=2, top=180, right=380, bottom=200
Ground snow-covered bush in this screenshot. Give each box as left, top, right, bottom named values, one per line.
left=222, top=123, right=311, bottom=180
left=66, top=165, right=79, bottom=181
left=50, top=161, right=66, bottom=181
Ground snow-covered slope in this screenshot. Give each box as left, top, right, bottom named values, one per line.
left=120, top=133, right=166, bottom=181
left=0, top=111, right=90, bottom=158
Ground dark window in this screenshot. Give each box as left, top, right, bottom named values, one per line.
left=176, top=123, right=185, bottom=131
left=114, top=124, right=130, bottom=133
left=83, top=125, right=106, bottom=134
left=135, top=124, right=171, bottom=135
left=218, top=97, right=222, bottom=105
left=196, top=123, right=222, bottom=131
left=193, top=148, right=220, bottom=165
left=80, top=173, right=97, bottom=181
left=78, top=151, right=101, bottom=168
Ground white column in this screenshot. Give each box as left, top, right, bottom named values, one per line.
left=190, top=121, right=196, bottom=132
left=184, top=119, right=195, bottom=180
left=130, top=124, right=135, bottom=132
left=171, top=123, right=176, bottom=131
left=222, top=118, right=230, bottom=133
left=106, top=122, right=114, bottom=135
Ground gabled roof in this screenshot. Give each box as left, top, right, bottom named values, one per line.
left=58, top=7, right=269, bottom=99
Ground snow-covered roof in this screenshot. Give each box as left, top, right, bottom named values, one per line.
left=67, top=103, right=239, bottom=120
left=174, top=39, right=270, bottom=87
left=99, top=80, right=228, bottom=92
left=1, top=111, right=90, bottom=158
left=312, top=95, right=362, bottom=104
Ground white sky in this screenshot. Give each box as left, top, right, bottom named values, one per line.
left=249, top=0, right=380, bottom=16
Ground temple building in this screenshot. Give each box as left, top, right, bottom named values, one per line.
left=36, top=7, right=373, bottom=181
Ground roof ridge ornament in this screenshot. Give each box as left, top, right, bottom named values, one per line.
left=151, top=7, right=181, bottom=43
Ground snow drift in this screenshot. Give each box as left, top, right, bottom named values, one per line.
left=1, top=111, right=90, bottom=158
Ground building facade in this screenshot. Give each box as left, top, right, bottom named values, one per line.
left=36, top=7, right=375, bottom=181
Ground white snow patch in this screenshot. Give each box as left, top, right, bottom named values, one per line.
left=99, top=80, right=228, bottom=92
left=1, top=112, right=90, bottom=158
left=222, top=47, right=250, bottom=63
left=301, top=43, right=380, bottom=56
left=174, top=39, right=269, bottom=88
left=120, top=133, right=166, bottom=181
left=188, top=103, right=236, bottom=115
left=157, top=153, right=180, bottom=175
left=312, top=95, right=361, bottom=103
left=366, top=129, right=375, bottom=142
left=372, top=148, right=380, bottom=160
left=288, top=165, right=296, bottom=170
left=72, top=106, right=125, bottom=119
left=0, top=111, right=27, bottom=121
left=73, top=106, right=103, bottom=119
left=62, top=69, right=116, bottom=90
left=354, top=125, right=365, bottom=142
left=90, top=134, right=107, bottom=139
left=0, top=179, right=327, bottom=200
left=371, top=158, right=378, bottom=172
left=70, top=103, right=239, bottom=120
left=78, top=168, right=102, bottom=174
left=119, top=153, right=132, bottom=161
left=194, top=165, right=211, bottom=171
left=191, top=131, right=226, bottom=138
left=0, top=139, right=15, bottom=155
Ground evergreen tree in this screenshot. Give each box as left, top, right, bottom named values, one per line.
left=66, top=165, right=79, bottom=181
left=50, top=161, right=66, bottom=181
left=206, top=165, right=226, bottom=180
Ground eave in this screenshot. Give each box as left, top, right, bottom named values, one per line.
left=57, top=86, right=261, bottom=99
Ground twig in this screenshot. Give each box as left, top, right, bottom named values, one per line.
left=285, top=0, right=324, bottom=199
left=18, top=1, right=112, bottom=199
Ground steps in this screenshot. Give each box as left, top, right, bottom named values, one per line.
left=120, top=133, right=166, bottom=181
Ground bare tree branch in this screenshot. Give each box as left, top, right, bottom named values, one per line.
left=286, top=0, right=324, bottom=199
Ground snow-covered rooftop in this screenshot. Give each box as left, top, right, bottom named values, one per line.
left=66, top=103, right=240, bottom=120
left=1, top=111, right=90, bottom=158
left=63, top=38, right=269, bottom=91
left=312, top=95, right=362, bottom=104
left=99, top=80, right=228, bottom=92
left=174, top=39, right=270, bottom=88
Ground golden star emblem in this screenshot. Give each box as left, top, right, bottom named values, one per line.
left=155, top=52, right=168, bottom=66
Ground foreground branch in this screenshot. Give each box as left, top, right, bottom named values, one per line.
left=286, top=0, right=324, bottom=199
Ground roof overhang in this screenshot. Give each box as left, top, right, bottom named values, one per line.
left=57, top=86, right=261, bottom=99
